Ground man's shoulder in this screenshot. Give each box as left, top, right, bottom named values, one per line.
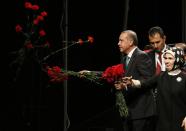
left=143, top=49, right=153, bottom=53
left=136, top=48, right=153, bottom=56
left=143, top=49, right=154, bottom=54
left=134, top=47, right=148, bottom=54
left=133, top=48, right=153, bottom=61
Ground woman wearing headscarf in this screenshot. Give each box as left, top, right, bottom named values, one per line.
left=115, top=47, right=186, bottom=131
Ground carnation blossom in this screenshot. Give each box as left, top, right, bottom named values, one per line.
left=11, top=1, right=50, bottom=82
left=102, top=64, right=124, bottom=83
left=15, top=2, right=49, bottom=49
left=46, top=64, right=124, bottom=84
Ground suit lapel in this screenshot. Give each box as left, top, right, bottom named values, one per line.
left=125, top=48, right=138, bottom=74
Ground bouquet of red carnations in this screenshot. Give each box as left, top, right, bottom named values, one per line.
left=46, top=64, right=128, bottom=118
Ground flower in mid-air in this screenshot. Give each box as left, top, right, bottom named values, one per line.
left=15, top=2, right=49, bottom=49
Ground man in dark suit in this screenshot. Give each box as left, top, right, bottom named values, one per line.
left=144, top=26, right=170, bottom=104
left=116, top=30, right=156, bottom=131
left=145, top=26, right=169, bottom=75
left=141, top=26, right=170, bottom=131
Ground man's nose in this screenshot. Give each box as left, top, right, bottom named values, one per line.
left=154, top=43, right=158, bottom=48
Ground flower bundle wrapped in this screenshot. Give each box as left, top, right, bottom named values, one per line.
left=46, top=66, right=101, bottom=84
left=46, top=64, right=128, bottom=118
left=101, top=64, right=128, bottom=118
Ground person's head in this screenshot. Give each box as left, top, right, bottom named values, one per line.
left=163, top=47, right=185, bottom=71
left=175, top=42, right=186, bottom=61
left=118, top=30, right=138, bottom=54
left=148, top=26, right=166, bottom=52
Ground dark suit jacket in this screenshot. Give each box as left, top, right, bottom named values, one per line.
left=144, top=50, right=156, bottom=74
left=122, top=48, right=156, bottom=119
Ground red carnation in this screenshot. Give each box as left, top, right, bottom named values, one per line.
left=88, top=36, right=94, bottom=43
left=102, top=64, right=124, bottom=83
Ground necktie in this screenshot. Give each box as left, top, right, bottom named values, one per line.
left=156, top=52, right=162, bottom=75
left=125, top=56, right=130, bottom=69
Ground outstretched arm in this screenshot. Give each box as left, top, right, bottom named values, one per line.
left=114, top=76, right=141, bottom=90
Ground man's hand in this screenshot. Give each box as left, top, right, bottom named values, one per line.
left=114, top=76, right=133, bottom=90
left=122, top=76, right=133, bottom=86
left=114, top=80, right=127, bottom=90
left=78, top=70, right=91, bottom=77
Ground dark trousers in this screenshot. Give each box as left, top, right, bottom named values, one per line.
left=122, top=116, right=157, bottom=131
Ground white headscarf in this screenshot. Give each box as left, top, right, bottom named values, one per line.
left=163, top=47, right=185, bottom=71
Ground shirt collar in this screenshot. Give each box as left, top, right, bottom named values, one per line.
left=155, top=44, right=167, bottom=54
left=162, top=44, right=167, bottom=52
left=128, top=47, right=137, bottom=58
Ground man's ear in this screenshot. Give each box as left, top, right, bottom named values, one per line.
left=129, top=40, right=134, bottom=46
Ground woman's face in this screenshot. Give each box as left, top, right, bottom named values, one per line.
left=164, top=53, right=175, bottom=71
